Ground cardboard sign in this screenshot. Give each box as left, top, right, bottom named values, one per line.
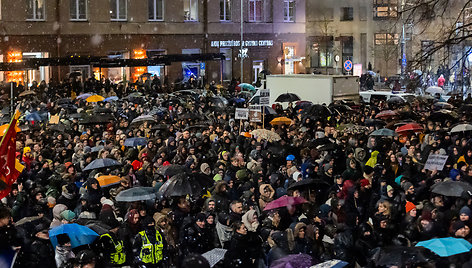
left=49, top=115, right=60, bottom=125
left=249, top=105, right=262, bottom=122
left=260, top=89, right=270, bottom=105
left=235, top=108, right=249, bottom=120
left=424, top=154, right=449, bottom=171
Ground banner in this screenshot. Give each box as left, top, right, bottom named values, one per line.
left=235, top=108, right=249, bottom=120
left=249, top=105, right=262, bottom=122
left=424, top=154, right=448, bottom=171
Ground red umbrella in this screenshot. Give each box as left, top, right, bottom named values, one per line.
left=376, top=110, right=398, bottom=119
left=263, top=195, right=307, bottom=211
left=395, top=123, right=423, bottom=134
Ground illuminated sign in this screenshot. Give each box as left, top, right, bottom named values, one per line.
left=210, top=40, right=274, bottom=48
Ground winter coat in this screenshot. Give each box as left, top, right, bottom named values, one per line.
left=224, top=232, right=256, bottom=268
left=180, top=223, right=212, bottom=254
left=55, top=245, right=75, bottom=268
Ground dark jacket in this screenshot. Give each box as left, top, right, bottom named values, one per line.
left=224, top=232, right=256, bottom=268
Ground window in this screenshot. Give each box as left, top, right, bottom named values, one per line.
left=374, top=0, right=398, bottom=19
left=310, top=37, right=333, bottom=68
left=70, top=0, right=87, bottom=21
left=149, top=0, right=164, bottom=21
left=249, top=0, right=262, bottom=22
left=284, top=0, right=295, bottom=22
left=220, top=0, right=231, bottom=21
left=110, top=0, right=127, bottom=21
left=340, top=7, right=353, bottom=21
left=184, top=0, right=198, bottom=21
left=359, top=6, right=367, bottom=21
left=374, top=33, right=399, bottom=45
left=27, top=0, right=45, bottom=21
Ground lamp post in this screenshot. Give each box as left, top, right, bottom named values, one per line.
left=400, top=0, right=406, bottom=77
left=240, top=0, right=244, bottom=83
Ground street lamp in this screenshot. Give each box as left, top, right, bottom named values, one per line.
left=240, top=0, right=244, bottom=83
left=400, top=0, right=407, bottom=77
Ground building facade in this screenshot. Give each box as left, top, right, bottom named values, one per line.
left=0, top=0, right=306, bottom=85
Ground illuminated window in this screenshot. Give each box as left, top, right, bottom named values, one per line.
left=220, top=0, right=231, bottom=21
left=249, top=0, right=262, bottom=22
left=184, top=0, right=198, bottom=21
left=27, top=0, right=45, bottom=21
left=284, top=0, right=295, bottom=22
left=70, top=0, right=87, bottom=21
left=149, top=0, right=164, bottom=21
left=110, top=0, right=127, bottom=21
left=375, top=33, right=399, bottom=45
left=310, top=37, right=333, bottom=68
left=374, top=0, right=398, bottom=19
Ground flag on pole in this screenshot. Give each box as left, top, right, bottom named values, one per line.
left=0, top=110, right=24, bottom=199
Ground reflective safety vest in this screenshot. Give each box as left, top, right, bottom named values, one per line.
left=138, top=230, right=164, bottom=264
left=100, top=233, right=126, bottom=265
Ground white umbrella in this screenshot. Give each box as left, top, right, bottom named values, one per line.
left=426, top=86, right=445, bottom=95
left=451, top=124, right=472, bottom=133
left=202, top=248, right=227, bottom=267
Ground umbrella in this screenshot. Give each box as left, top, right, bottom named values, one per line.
left=124, top=137, right=148, bottom=147
left=158, top=173, right=212, bottom=198
left=416, top=237, right=472, bottom=257
left=18, top=90, right=36, bottom=97
left=49, top=223, right=99, bottom=249
left=264, top=106, right=277, bottom=115
left=302, top=104, right=332, bottom=117
left=104, top=96, right=119, bottom=102
left=238, top=83, right=255, bottom=91
left=294, top=101, right=313, bottom=111
left=229, top=97, right=246, bottom=104
left=152, top=124, right=168, bottom=130
left=184, top=124, right=209, bottom=131
left=337, top=123, right=368, bottom=135
left=24, top=112, right=43, bottom=122
left=387, top=96, right=406, bottom=105
left=451, top=123, right=472, bottom=133
left=270, top=117, right=293, bottom=126
left=365, top=118, right=386, bottom=127
left=202, top=248, right=227, bottom=267
left=312, top=259, right=348, bottom=268
left=372, top=246, right=434, bottom=267
left=49, top=123, right=66, bottom=133
left=96, top=175, right=122, bottom=187
left=210, top=96, right=228, bottom=106
left=83, top=158, right=122, bottom=171
left=428, top=109, right=458, bottom=122
left=431, top=180, right=472, bottom=197
left=370, top=128, right=398, bottom=137
left=86, top=95, right=105, bottom=103
left=376, top=110, right=398, bottom=119
left=270, top=253, right=313, bottom=268
left=91, top=145, right=104, bottom=153
left=264, top=195, right=307, bottom=211
left=275, top=93, right=301, bottom=103
left=287, top=179, right=330, bottom=191
left=251, top=129, right=281, bottom=142
left=115, top=187, right=157, bottom=202
left=434, top=102, right=454, bottom=110
left=14, top=216, right=42, bottom=227
left=157, top=164, right=186, bottom=177
left=86, top=222, right=110, bottom=235
left=76, top=93, right=92, bottom=100
left=426, top=86, right=445, bottom=95
left=79, top=115, right=114, bottom=125
left=395, top=123, right=423, bottom=134
left=131, top=115, right=156, bottom=125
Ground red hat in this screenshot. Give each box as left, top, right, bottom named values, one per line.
left=405, top=201, right=416, bottom=213
left=163, top=161, right=171, bottom=167
left=132, top=160, right=142, bottom=171
left=360, top=179, right=370, bottom=187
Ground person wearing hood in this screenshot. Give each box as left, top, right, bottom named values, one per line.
left=212, top=180, right=230, bottom=213
left=54, top=233, right=75, bottom=268
left=85, top=177, right=103, bottom=214
left=56, top=183, right=78, bottom=211
left=181, top=213, right=213, bottom=255
left=353, top=223, right=377, bottom=267
left=119, top=209, right=141, bottom=261
left=258, top=184, right=274, bottom=211
left=216, top=212, right=233, bottom=249
left=342, top=159, right=362, bottom=182
left=96, top=218, right=127, bottom=267
left=266, top=229, right=293, bottom=267
left=50, top=204, right=68, bottom=228
left=242, top=209, right=259, bottom=233
left=292, top=222, right=312, bottom=255
left=20, top=223, right=55, bottom=268
left=132, top=217, right=168, bottom=267
left=321, top=163, right=334, bottom=185
left=224, top=221, right=257, bottom=268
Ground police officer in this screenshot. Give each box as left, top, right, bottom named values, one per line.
left=133, top=217, right=167, bottom=268
left=96, top=218, right=127, bottom=267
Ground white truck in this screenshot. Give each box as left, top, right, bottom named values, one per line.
left=253, top=74, right=360, bottom=106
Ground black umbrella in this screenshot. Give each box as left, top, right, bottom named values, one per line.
left=83, top=158, right=122, bottom=171
left=151, top=124, right=168, bottom=130
left=427, top=110, right=458, bottom=123
left=365, top=118, right=386, bottom=127
left=184, top=124, right=208, bottom=131
left=431, top=181, right=472, bottom=197
left=49, top=123, right=67, bottom=133
left=158, top=173, right=211, bottom=198
left=79, top=115, right=114, bottom=125
left=372, top=246, right=435, bottom=267
left=180, top=113, right=203, bottom=120
left=275, top=93, right=301, bottom=103
left=302, top=104, right=332, bottom=117
left=116, top=187, right=157, bottom=202
left=157, top=164, right=186, bottom=177
left=287, top=179, right=330, bottom=191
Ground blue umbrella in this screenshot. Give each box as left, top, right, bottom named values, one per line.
left=238, top=83, right=256, bottom=92
left=25, top=112, right=43, bottom=122
left=83, top=158, right=122, bottom=171
left=416, top=237, right=472, bottom=257
left=104, top=96, right=119, bottom=102
left=229, top=97, right=245, bottom=104
left=312, top=260, right=349, bottom=268
left=124, top=137, right=148, bottom=147
left=77, top=93, right=92, bottom=100
left=49, top=223, right=99, bottom=248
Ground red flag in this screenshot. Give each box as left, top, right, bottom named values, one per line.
left=0, top=111, right=24, bottom=199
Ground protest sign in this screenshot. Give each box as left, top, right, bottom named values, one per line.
left=424, top=154, right=448, bottom=171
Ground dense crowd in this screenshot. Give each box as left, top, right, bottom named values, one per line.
left=2, top=76, right=472, bottom=268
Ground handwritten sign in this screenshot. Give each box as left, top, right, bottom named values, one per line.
left=249, top=105, right=262, bottom=122
left=424, top=154, right=449, bottom=171
left=235, top=108, right=249, bottom=120
left=260, top=89, right=270, bottom=105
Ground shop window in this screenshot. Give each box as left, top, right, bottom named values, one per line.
left=340, top=7, right=353, bottom=21
left=70, top=0, right=87, bottom=21
left=310, top=37, right=333, bottom=68
left=249, top=0, right=262, bottom=22
left=184, top=0, right=198, bottom=21
left=220, top=0, right=231, bottom=21
left=110, top=0, right=127, bottom=21
left=284, top=0, right=295, bottom=22
left=149, top=0, right=164, bottom=21
left=374, top=0, right=398, bottom=19
left=27, top=0, right=45, bottom=21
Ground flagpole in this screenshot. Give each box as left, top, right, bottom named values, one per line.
left=10, top=82, right=14, bottom=117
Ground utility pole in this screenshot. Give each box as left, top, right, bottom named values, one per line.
left=400, top=0, right=406, bottom=77
left=240, top=0, right=244, bottom=83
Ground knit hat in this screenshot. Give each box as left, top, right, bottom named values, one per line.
left=405, top=201, right=416, bottom=213
left=324, top=164, right=332, bottom=173
left=195, top=212, right=206, bottom=222
left=292, top=171, right=302, bottom=181
left=402, top=182, right=413, bottom=191
left=360, top=179, right=370, bottom=187
left=452, top=221, right=466, bottom=233
left=101, top=197, right=114, bottom=207
left=386, top=185, right=394, bottom=192
left=60, top=210, right=76, bottom=221
left=363, top=165, right=374, bottom=175
left=460, top=206, right=471, bottom=217
left=236, top=169, right=248, bottom=180
left=23, top=147, right=31, bottom=154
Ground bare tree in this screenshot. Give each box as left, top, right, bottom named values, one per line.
left=372, top=41, right=399, bottom=77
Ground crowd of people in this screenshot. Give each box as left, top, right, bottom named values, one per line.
left=2, top=76, right=472, bottom=268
